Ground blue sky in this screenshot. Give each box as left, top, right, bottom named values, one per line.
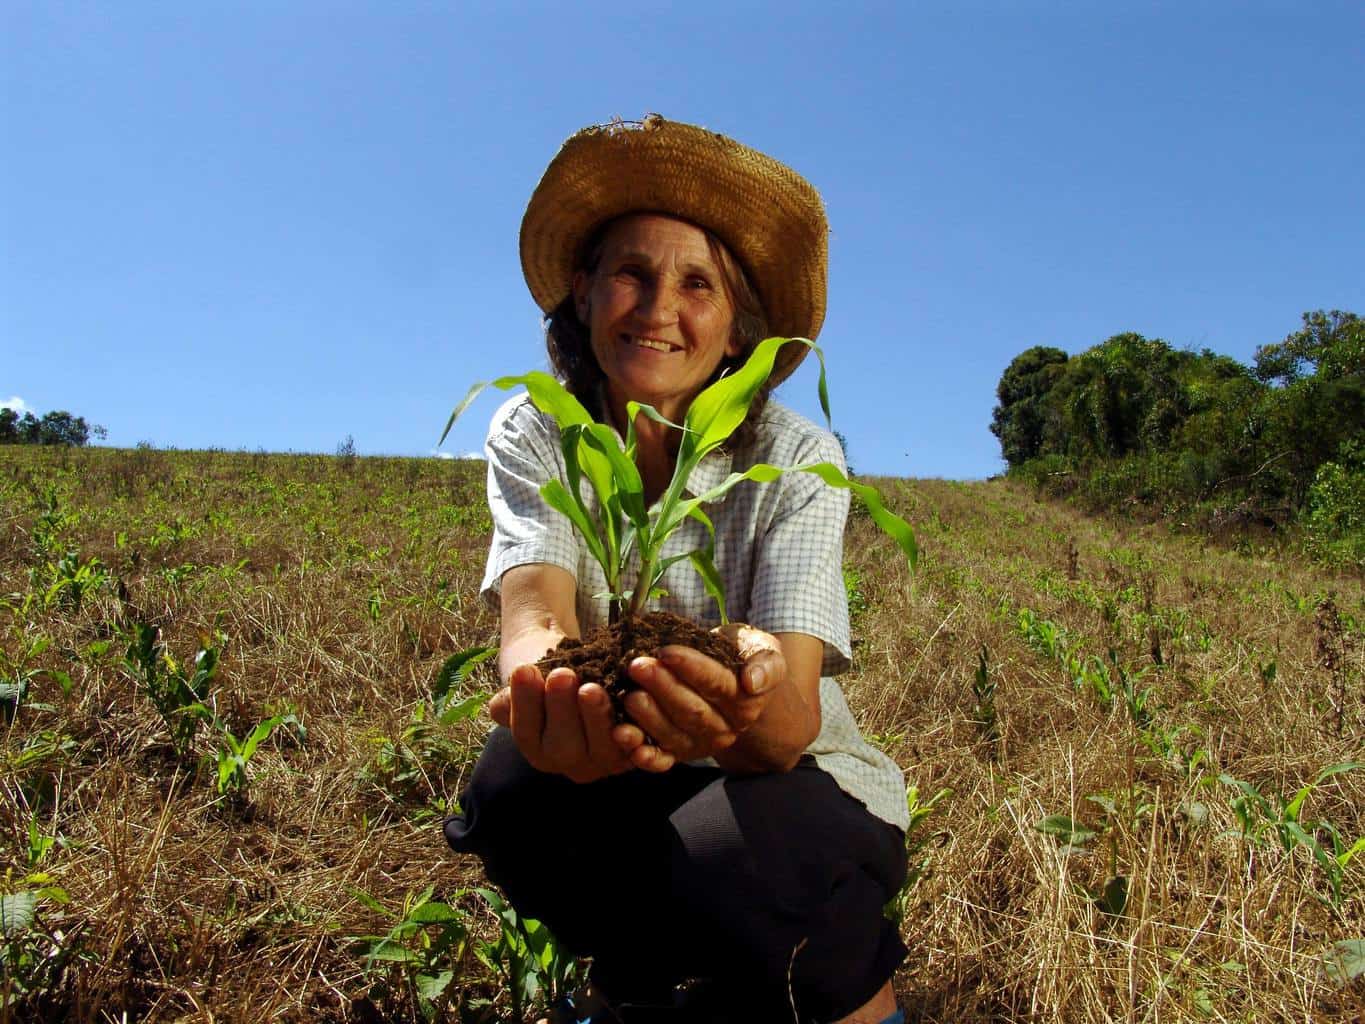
left=4, top=2, right=1362, bottom=478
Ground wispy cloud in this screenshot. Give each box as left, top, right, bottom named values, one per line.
left=1, top=396, right=29, bottom=415
left=429, top=449, right=483, bottom=460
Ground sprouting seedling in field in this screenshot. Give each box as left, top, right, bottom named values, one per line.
left=442, top=336, right=918, bottom=623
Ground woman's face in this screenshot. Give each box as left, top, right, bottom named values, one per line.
left=572, top=214, right=739, bottom=426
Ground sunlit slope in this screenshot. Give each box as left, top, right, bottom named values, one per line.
left=1, top=447, right=1361, bottom=1022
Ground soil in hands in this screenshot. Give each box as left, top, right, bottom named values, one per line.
left=537, top=610, right=743, bottom=713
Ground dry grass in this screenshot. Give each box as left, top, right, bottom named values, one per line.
left=1, top=448, right=1362, bottom=1022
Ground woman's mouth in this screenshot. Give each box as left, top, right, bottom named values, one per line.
left=624, top=335, right=681, bottom=354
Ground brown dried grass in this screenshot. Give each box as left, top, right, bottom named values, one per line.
left=1, top=449, right=1362, bottom=1022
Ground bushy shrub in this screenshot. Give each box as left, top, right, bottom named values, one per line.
left=1303, top=451, right=1365, bottom=569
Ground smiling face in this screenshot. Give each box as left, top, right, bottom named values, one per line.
left=572, top=214, right=740, bottom=428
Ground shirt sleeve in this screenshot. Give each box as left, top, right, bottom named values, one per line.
left=745, top=427, right=853, bottom=676
left=479, top=396, right=579, bottom=609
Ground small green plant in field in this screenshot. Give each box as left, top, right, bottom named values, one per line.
left=970, top=645, right=999, bottom=745
left=29, top=487, right=75, bottom=557
left=33, top=550, right=108, bottom=612
left=0, top=635, right=71, bottom=724
left=1109, top=649, right=1155, bottom=729
left=885, top=784, right=952, bottom=924
left=350, top=885, right=470, bottom=1020
left=1219, top=762, right=1365, bottom=908
left=1, top=821, right=73, bottom=1015
left=1037, top=788, right=1152, bottom=919
left=122, top=620, right=220, bottom=758
left=443, top=337, right=917, bottom=623
left=363, top=647, right=496, bottom=813
left=208, top=712, right=304, bottom=802
left=1017, top=607, right=1067, bottom=661
left=472, top=887, right=582, bottom=1022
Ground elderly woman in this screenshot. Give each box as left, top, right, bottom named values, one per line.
left=445, top=116, right=909, bottom=1024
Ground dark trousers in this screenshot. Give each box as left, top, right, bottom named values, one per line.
left=444, top=728, right=908, bottom=1022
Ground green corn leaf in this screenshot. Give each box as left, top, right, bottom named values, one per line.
left=540, top=480, right=610, bottom=576
left=1336, top=836, right=1365, bottom=868
left=624, top=400, right=687, bottom=462
left=560, top=424, right=620, bottom=549
left=687, top=547, right=729, bottom=625
left=217, top=753, right=244, bottom=792
left=1313, top=761, right=1364, bottom=784
left=795, top=462, right=919, bottom=571
left=441, top=371, right=595, bottom=447
left=577, top=422, right=649, bottom=529
left=676, top=460, right=917, bottom=572
left=239, top=714, right=287, bottom=762
left=681, top=337, right=811, bottom=463
left=349, top=887, right=392, bottom=917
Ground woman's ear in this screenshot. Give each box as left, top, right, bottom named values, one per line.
left=571, top=271, right=591, bottom=323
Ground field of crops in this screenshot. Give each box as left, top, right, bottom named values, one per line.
left=1, top=445, right=1362, bottom=1022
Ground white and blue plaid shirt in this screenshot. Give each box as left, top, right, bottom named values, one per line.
left=480, top=392, right=908, bottom=831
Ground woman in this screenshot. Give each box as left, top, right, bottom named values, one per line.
left=446, top=115, right=909, bottom=1024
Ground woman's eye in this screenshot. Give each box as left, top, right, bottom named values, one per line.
left=686, top=276, right=712, bottom=291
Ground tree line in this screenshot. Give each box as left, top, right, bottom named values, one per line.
left=0, top=407, right=107, bottom=447
left=991, top=310, right=1364, bottom=565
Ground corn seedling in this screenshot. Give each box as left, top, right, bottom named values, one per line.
left=1219, top=761, right=1365, bottom=908
left=443, top=337, right=917, bottom=623
left=363, top=647, right=495, bottom=813
left=33, top=551, right=108, bottom=613
left=970, top=644, right=999, bottom=745
left=121, top=619, right=220, bottom=758
left=885, top=784, right=952, bottom=924
left=208, top=712, right=304, bottom=802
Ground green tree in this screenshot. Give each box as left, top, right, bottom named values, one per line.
left=0, top=407, right=106, bottom=447
left=1254, top=310, right=1364, bottom=385
left=990, top=345, right=1068, bottom=467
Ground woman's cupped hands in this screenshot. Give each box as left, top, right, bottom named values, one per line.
left=487, top=624, right=786, bottom=783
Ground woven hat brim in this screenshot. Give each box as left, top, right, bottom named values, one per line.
left=520, top=117, right=828, bottom=387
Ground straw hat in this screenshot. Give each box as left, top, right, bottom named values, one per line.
left=519, top=114, right=829, bottom=386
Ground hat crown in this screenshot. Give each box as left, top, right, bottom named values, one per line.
left=520, top=115, right=828, bottom=386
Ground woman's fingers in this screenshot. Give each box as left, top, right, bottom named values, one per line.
left=579, top=683, right=629, bottom=772
left=508, top=665, right=547, bottom=755
left=627, top=656, right=739, bottom=756
left=712, top=624, right=785, bottom=697
left=488, top=685, right=512, bottom=727
left=540, top=667, right=588, bottom=770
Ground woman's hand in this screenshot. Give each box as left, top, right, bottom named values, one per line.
left=617, top=623, right=789, bottom=771
left=488, top=664, right=638, bottom=784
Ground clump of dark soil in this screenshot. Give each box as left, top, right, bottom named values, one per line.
left=537, top=610, right=743, bottom=711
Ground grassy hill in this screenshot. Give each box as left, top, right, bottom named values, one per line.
left=1, top=446, right=1362, bottom=1022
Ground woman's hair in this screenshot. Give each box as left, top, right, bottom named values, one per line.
left=544, top=215, right=773, bottom=449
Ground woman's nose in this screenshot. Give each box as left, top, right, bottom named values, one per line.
left=634, top=282, right=680, bottom=325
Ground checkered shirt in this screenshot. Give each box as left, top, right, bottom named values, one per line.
left=480, top=392, right=909, bottom=831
